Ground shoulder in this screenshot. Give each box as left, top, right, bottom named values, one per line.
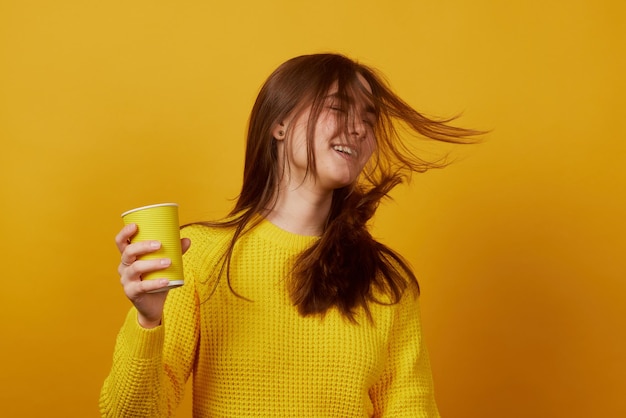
left=370, top=241, right=420, bottom=303
left=180, top=223, right=234, bottom=270
left=181, top=222, right=234, bottom=245
left=181, top=222, right=224, bottom=237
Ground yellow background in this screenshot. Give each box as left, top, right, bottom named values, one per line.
left=1, top=1, right=624, bottom=416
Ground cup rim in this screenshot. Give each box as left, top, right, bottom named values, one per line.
left=121, top=202, right=178, bottom=217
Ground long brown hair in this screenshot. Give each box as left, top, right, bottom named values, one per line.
left=200, top=53, right=481, bottom=320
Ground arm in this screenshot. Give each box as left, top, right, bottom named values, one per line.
left=99, top=227, right=200, bottom=417
left=369, top=285, right=441, bottom=417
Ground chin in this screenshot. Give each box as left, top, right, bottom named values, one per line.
left=318, top=170, right=359, bottom=191
left=326, top=178, right=356, bottom=191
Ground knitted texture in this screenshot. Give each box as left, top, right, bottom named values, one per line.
left=100, top=220, right=440, bottom=417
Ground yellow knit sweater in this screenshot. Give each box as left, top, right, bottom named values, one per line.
left=100, top=220, right=440, bottom=417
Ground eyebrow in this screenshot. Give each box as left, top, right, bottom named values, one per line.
left=325, top=93, right=376, bottom=115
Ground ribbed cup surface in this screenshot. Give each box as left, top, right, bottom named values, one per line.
left=121, top=203, right=184, bottom=291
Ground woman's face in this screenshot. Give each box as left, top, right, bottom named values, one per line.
left=278, top=74, right=377, bottom=194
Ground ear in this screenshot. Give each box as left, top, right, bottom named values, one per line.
left=272, top=122, right=286, bottom=141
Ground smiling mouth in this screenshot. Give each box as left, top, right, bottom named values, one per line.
left=332, top=145, right=358, bottom=158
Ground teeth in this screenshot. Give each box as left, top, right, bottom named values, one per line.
left=333, top=145, right=358, bottom=157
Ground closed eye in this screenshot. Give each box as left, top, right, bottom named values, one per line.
left=325, top=95, right=376, bottom=125
left=327, top=100, right=345, bottom=112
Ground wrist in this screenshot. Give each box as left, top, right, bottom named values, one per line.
left=137, top=313, right=162, bottom=329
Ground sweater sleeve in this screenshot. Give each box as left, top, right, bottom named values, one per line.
left=99, top=227, right=202, bottom=418
left=369, top=286, right=441, bottom=418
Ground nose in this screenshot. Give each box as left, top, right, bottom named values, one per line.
left=349, top=113, right=367, bottom=141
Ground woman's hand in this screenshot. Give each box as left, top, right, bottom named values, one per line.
left=116, top=223, right=191, bottom=329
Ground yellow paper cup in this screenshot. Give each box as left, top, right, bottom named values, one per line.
left=121, top=203, right=184, bottom=292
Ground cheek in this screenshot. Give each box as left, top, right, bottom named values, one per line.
left=362, top=137, right=376, bottom=162
left=290, top=137, right=309, bottom=165
left=316, top=113, right=338, bottom=138
left=280, top=132, right=306, bottom=170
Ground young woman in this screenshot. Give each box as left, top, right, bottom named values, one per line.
left=100, top=53, right=480, bottom=417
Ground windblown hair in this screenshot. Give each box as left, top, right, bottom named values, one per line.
left=200, top=53, right=481, bottom=321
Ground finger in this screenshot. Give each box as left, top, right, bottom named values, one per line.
left=120, top=240, right=161, bottom=266
left=119, top=257, right=171, bottom=282
left=127, top=278, right=171, bottom=298
left=115, top=223, right=138, bottom=252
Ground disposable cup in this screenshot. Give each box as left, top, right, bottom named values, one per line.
left=121, top=203, right=184, bottom=292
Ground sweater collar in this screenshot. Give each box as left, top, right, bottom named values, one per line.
left=253, top=217, right=320, bottom=252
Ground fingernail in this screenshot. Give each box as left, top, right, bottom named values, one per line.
left=150, top=241, right=160, bottom=249
left=160, top=258, right=171, bottom=266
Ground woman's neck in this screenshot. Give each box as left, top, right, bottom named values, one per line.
left=263, top=185, right=332, bottom=236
